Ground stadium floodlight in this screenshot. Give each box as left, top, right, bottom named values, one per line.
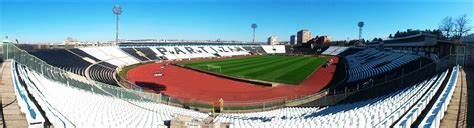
left=113, top=5, right=122, bottom=44
left=251, top=23, right=258, bottom=43
left=358, top=21, right=364, bottom=43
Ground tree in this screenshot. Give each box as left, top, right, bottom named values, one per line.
left=454, top=14, right=472, bottom=41
left=395, top=31, right=401, bottom=38
left=389, top=34, right=393, bottom=38
left=439, top=16, right=455, bottom=39
left=372, top=38, right=378, bottom=42
left=432, top=29, right=443, bottom=39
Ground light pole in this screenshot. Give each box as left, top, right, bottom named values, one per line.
left=358, top=21, right=364, bottom=44
left=251, top=23, right=257, bottom=43
left=113, top=5, right=122, bottom=45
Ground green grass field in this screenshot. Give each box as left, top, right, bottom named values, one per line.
left=176, top=55, right=327, bottom=84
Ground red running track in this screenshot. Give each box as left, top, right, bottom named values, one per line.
left=127, top=56, right=339, bottom=102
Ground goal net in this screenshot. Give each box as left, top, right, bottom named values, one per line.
left=206, top=65, right=222, bottom=72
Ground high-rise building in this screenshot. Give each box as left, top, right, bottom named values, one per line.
left=297, top=29, right=312, bottom=45
left=311, top=35, right=332, bottom=49
left=267, top=36, right=278, bottom=45
left=290, top=35, right=297, bottom=45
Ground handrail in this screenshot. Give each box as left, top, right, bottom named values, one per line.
left=328, top=54, right=457, bottom=100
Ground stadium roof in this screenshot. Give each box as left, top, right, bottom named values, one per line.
left=367, top=33, right=455, bottom=47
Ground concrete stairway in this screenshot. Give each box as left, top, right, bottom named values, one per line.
left=1, top=61, right=28, bottom=127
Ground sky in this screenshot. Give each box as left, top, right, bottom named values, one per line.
left=0, top=0, right=473, bottom=43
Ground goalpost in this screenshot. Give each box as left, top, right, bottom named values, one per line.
left=206, top=64, right=222, bottom=72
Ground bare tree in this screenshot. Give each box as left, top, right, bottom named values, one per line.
left=454, top=14, right=472, bottom=41
left=439, top=16, right=454, bottom=39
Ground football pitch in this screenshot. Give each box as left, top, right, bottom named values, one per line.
left=176, top=55, right=327, bottom=84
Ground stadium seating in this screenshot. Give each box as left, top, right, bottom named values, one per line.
left=29, top=49, right=91, bottom=77
left=29, top=48, right=121, bottom=86
left=337, top=48, right=365, bottom=56
left=274, top=45, right=286, bottom=53
left=214, top=107, right=322, bottom=125
left=87, top=62, right=118, bottom=86
left=15, top=62, right=209, bottom=127
left=261, top=45, right=286, bottom=54
left=146, top=46, right=251, bottom=60
left=79, top=46, right=140, bottom=67
left=74, top=45, right=280, bottom=65
left=11, top=45, right=458, bottom=128
left=345, top=48, right=420, bottom=82
left=417, top=66, right=458, bottom=127
left=242, top=46, right=266, bottom=54
left=121, top=48, right=150, bottom=61
left=68, top=48, right=102, bottom=62
left=216, top=49, right=250, bottom=57
left=10, top=63, right=46, bottom=127
left=285, top=45, right=291, bottom=53
left=135, top=48, right=160, bottom=60
left=212, top=70, right=448, bottom=127
left=393, top=66, right=449, bottom=127
left=321, top=46, right=349, bottom=55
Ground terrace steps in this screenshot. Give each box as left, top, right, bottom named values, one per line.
left=1, top=61, right=28, bottom=127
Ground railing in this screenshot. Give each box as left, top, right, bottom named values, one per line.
left=2, top=42, right=162, bottom=105
left=311, top=55, right=459, bottom=106
left=160, top=93, right=290, bottom=113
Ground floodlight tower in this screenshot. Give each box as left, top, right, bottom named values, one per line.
left=358, top=21, right=364, bottom=43
left=113, top=5, right=122, bottom=45
left=251, top=23, right=257, bottom=43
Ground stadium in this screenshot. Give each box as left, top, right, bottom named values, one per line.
left=1, top=1, right=473, bottom=128
left=1, top=33, right=473, bottom=127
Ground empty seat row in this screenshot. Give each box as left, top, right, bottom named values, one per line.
left=242, top=46, right=266, bottom=54
left=68, top=48, right=102, bottom=62
left=14, top=63, right=209, bottom=127
left=321, top=46, right=349, bottom=55
left=121, top=48, right=149, bottom=61
left=10, top=62, right=46, bottom=127
left=12, top=50, right=455, bottom=128
left=394, top=68, right=449, bottom=127
left=135, top=48, right=160, bottom=60
left=345, top=48, right=420, bottom=82
left=418, top=66, right=459, bottom=127
left=88, top=62, right=118, bottom=86
left=213, top=70, right=449, bottom=127
left=261, top=45, right=286, bottom=54
left=29, top=49, right=91, bottom=77
left=79, top=46, right=140, bottom=67
left=146, top=46, right=251, bottom=60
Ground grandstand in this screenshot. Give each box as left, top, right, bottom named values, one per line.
left=14, top=62, right=208, bottom=127
left=1, top=40, right=466, bottom=127
left=28, top=49, right=91, bottom=77
left=87, top=62, right=118, bottom=86
left=242, top=46, right=266, bottom=54
left=135, top=48, right=160, bottom=60
left=121, top=48, right=150, bottom=61
left=320, top=46, right=349, bottom=55
left=215, top=69, right=452, bottom=127
left=345, top=48, right=421, bottom=82
left=79, top=46, right=140, bottom=67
